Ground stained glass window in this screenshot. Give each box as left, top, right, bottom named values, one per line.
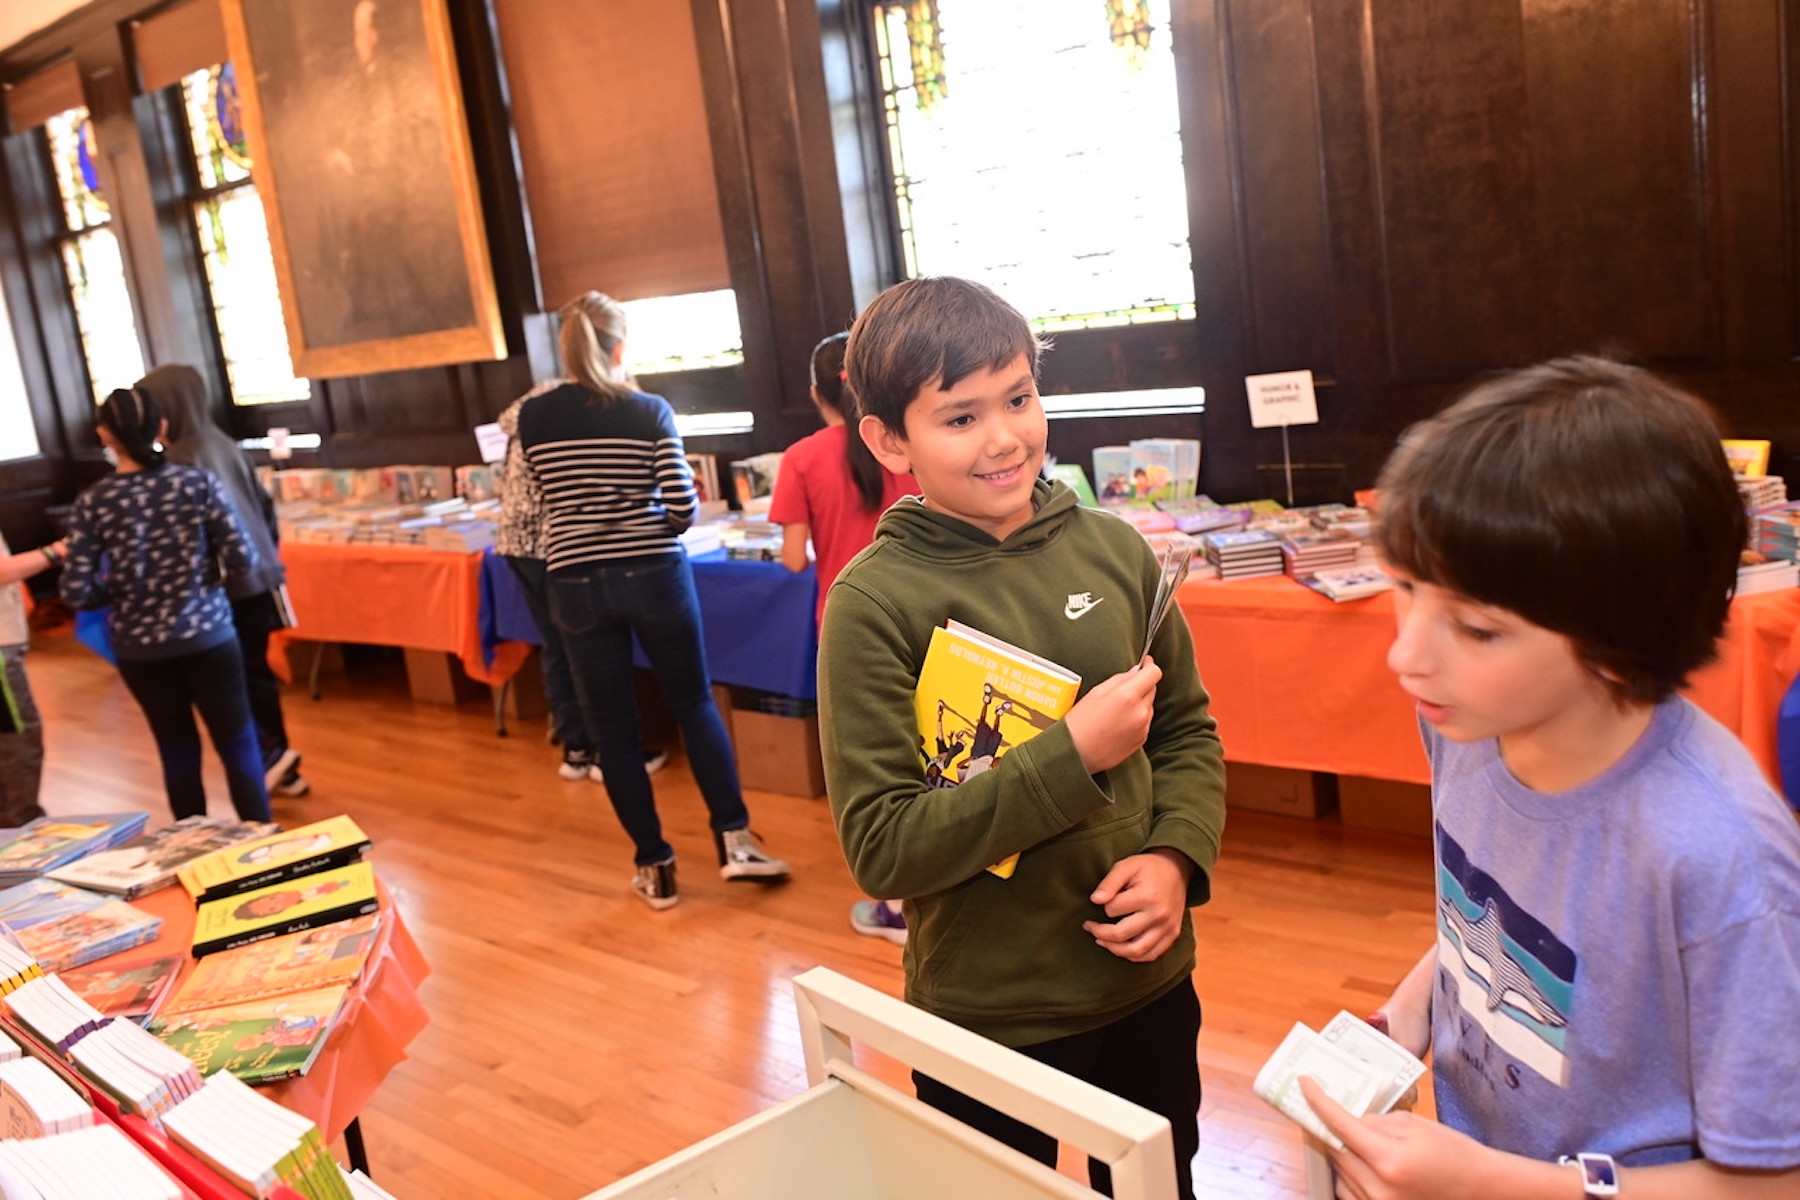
left=870, top=0, right=1194, bottom=331
left=44, top=107, right=146, bottom=402
left=179, top=65, right=309, bottom=407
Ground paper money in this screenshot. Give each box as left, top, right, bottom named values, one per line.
left=1253, top=1012, right=1426, bottom=1150
left=1141, top=533, right=1196, bottom=658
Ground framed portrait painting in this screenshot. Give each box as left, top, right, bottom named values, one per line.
left=220, top=0, right=505, bottom=377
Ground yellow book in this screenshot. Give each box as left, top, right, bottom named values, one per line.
left=177, top=814, right=370, bottom=905
left=915, top=620, right=1081, bottom=879
left=1722, top=438, right=1771, bottom=477
left=190, top=861, right=378, bottom=959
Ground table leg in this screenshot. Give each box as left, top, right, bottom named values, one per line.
left=309, top=642, right=328, bottom=701
left=344, top=1115, right=370, bottom=1177
left=494, top=680, right=510, bottom=737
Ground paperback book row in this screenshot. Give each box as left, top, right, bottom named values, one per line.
left=0, top=816, right=379, bottom=1086
left=1092, top=439, right=1202, bottom=504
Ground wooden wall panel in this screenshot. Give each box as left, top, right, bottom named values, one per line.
left=490, top=0, right=729, bottom=310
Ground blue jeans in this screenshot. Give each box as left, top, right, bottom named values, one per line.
left=549, top=554, right=748, bottom=865
left=505, top=556, right=592, bottom=753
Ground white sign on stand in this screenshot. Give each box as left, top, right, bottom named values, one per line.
left=474, top=422, right=508, bottom=464
left=1246, top=370, right=1319, bottom=429
left=267, top=427, right=292, bottom=462
left=1245, top=370, right=1320, bottom=505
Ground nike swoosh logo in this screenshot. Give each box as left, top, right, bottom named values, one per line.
left=1065, top=596, right=1104, bottom=619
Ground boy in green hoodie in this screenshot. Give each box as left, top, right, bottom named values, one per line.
left=818, top=277, right=1225, bottom=1198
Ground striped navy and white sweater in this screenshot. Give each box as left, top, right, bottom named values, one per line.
left=513, top=383, right=696, bottom=572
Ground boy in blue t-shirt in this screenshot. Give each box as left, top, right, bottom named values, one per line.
left=1303, top=358, right=1800, bottom=1198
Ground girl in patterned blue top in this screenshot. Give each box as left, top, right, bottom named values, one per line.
left=60, top=388, right=271, bottom=823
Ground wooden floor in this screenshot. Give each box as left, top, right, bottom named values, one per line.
left=25, top=620, right=1439, bottom=1199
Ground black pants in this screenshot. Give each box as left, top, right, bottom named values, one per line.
left=913, top=977, right=1201, bottom=1200
left=231, top=591, right=289, bottom=766
left=117, top=640, right=270, bottom=822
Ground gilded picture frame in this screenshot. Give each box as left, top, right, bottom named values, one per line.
left=219, top=0, right=505, bottom=378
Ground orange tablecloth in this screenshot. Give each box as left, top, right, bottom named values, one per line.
left=92, top=882, right=430, bottom=1144
left=271, top=542, right=530, bottom=687
left=1177, top=577, right=1800, bottom=786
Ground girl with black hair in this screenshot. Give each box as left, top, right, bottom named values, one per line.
left=767, top=331, right=918, bottom=944
left=59, top=388, right=271, bottom=822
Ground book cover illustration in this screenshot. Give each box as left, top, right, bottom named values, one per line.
left=914, top=621, right=1082, bottom=879
left=191, top=861, right=378, bottom=958
left=0, top=879, right=163, bottom=972
left=46, top=815, right=279, bottom=899
left=178, top=814, right=371, bottom=904
left=163, top=913, right=380, bottom=1014
left=149, top=983, right=350, bottom=1084
left=0, top=813, right=151, bottom=886
left=55, top=953, right=186, bottom=1025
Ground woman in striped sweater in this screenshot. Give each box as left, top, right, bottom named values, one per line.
left=514, top=292, right=790, bottom=910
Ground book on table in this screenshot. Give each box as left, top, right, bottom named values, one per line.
left=148, top=983, right=351, bottom=1085
left=190, top=861, right=378, bottom=958
left=1295, top=565, right=1395, bottom=602
left=177, top=814, right=371, bottom=906
left=0, top=813, right=151, bottom=887
left=55, top=953, right=186, bottom=1026
left=162, top=914, right=379, bottom=1014
left=0, top=879, right=162, bottom=972
left=914, top=620, right=1082, bottom=879
left=46, top=816, right=279, bottom=900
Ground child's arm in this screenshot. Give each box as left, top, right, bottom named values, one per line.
left=1374, top=947, right=1437, bottom=1059
left=1299, top=1078, right=1798, bottom=1200
left=778, top=524, right=811, bottom=573
left=0, top=543, right=65, bottom=586
left=56, top=503, right=106, bottom=610
left=202, top=474, right=256, bottom=578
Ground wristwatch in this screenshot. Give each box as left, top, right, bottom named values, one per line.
left=1558, top=1152, right=1620, bottom=1197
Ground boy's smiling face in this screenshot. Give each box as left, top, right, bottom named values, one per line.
left=864, top=352, right=1046, bottom=542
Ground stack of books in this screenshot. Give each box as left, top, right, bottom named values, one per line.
left=1202, top=530, right=1285, bottom=580
left=1753, top=504, right=1800, bottom=560
left=1295, top=566, right=1396, bottom=602
left=161, top=1070, right=354, bottom=1200
left=177, top=816, right=375, bottom=959
left=1739, top=474, right=1787, bottom=511
left=0, top=880, right=163, bottom=972
left=1302, top=503, right=1375, bottom=539
left=147, top=914, right=379, bottom=1084
left=46, top=816, right=278, bottom=901
left=1155, top=497, right=1253, bottom=536
left=0, top=1121, right=187, bottom=1198
left=67, top=1016, right=203, bottom=1123
left=0, top=1054, right=95, bottom=1136
left=0, top=814, right=151, bottom=889
left=1737, top=552, right=1800, bottom=596
left=1280, top=530, right=1361, bottom=577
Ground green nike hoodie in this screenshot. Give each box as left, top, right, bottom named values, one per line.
left=819, top=478, right=1226, bottom=1046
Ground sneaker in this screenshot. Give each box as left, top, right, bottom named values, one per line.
left=631, top=858, right=679, bottom=909
left=586, top=748, right=672, bottom=785
left=716, top=828, right=790, bottom=882
left=849, top=899, right=908, bottom=945
left=263, top=748, right=301, bottom=793
left=559, top=749, right=595, bottom=782
left=274, top=769, right=310, bottom=798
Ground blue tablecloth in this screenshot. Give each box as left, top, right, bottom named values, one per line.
left=478, top=549, right=820, bottom=700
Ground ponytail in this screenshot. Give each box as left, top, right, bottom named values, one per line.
left=557, top=291, right=634, bottom=404
left=813, top=331, right=884, bottom=513
left=99, top=388, right=166, bottom=468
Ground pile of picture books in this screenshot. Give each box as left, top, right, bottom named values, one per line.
left=1280, top=529, right=1361, bottom=577
left=1739, top=473, right=1787, bottom=511
left=1202, top=530, right=1285, bottom=580
left=1294, top=566, right=1396, bottom=603
left=1153, top=497, right=1254, bottom=537
left=1753, top=503, right=1800, bottom=561
left=0, top=879, right=162, bottom=973
left=46, top=816, right=278, bottom=901
left=1092, top=439, right=1202, bottom=504
left=178, top=815, right=374, bottom=959
left=0, top=814, right=151, bottom=889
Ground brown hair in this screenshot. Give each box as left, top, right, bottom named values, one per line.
left=845, top=277, right=1047, bottom=436
left=558, top=291, right=635, bottom=403
left=1374, top=355, right=1745, bottom=704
